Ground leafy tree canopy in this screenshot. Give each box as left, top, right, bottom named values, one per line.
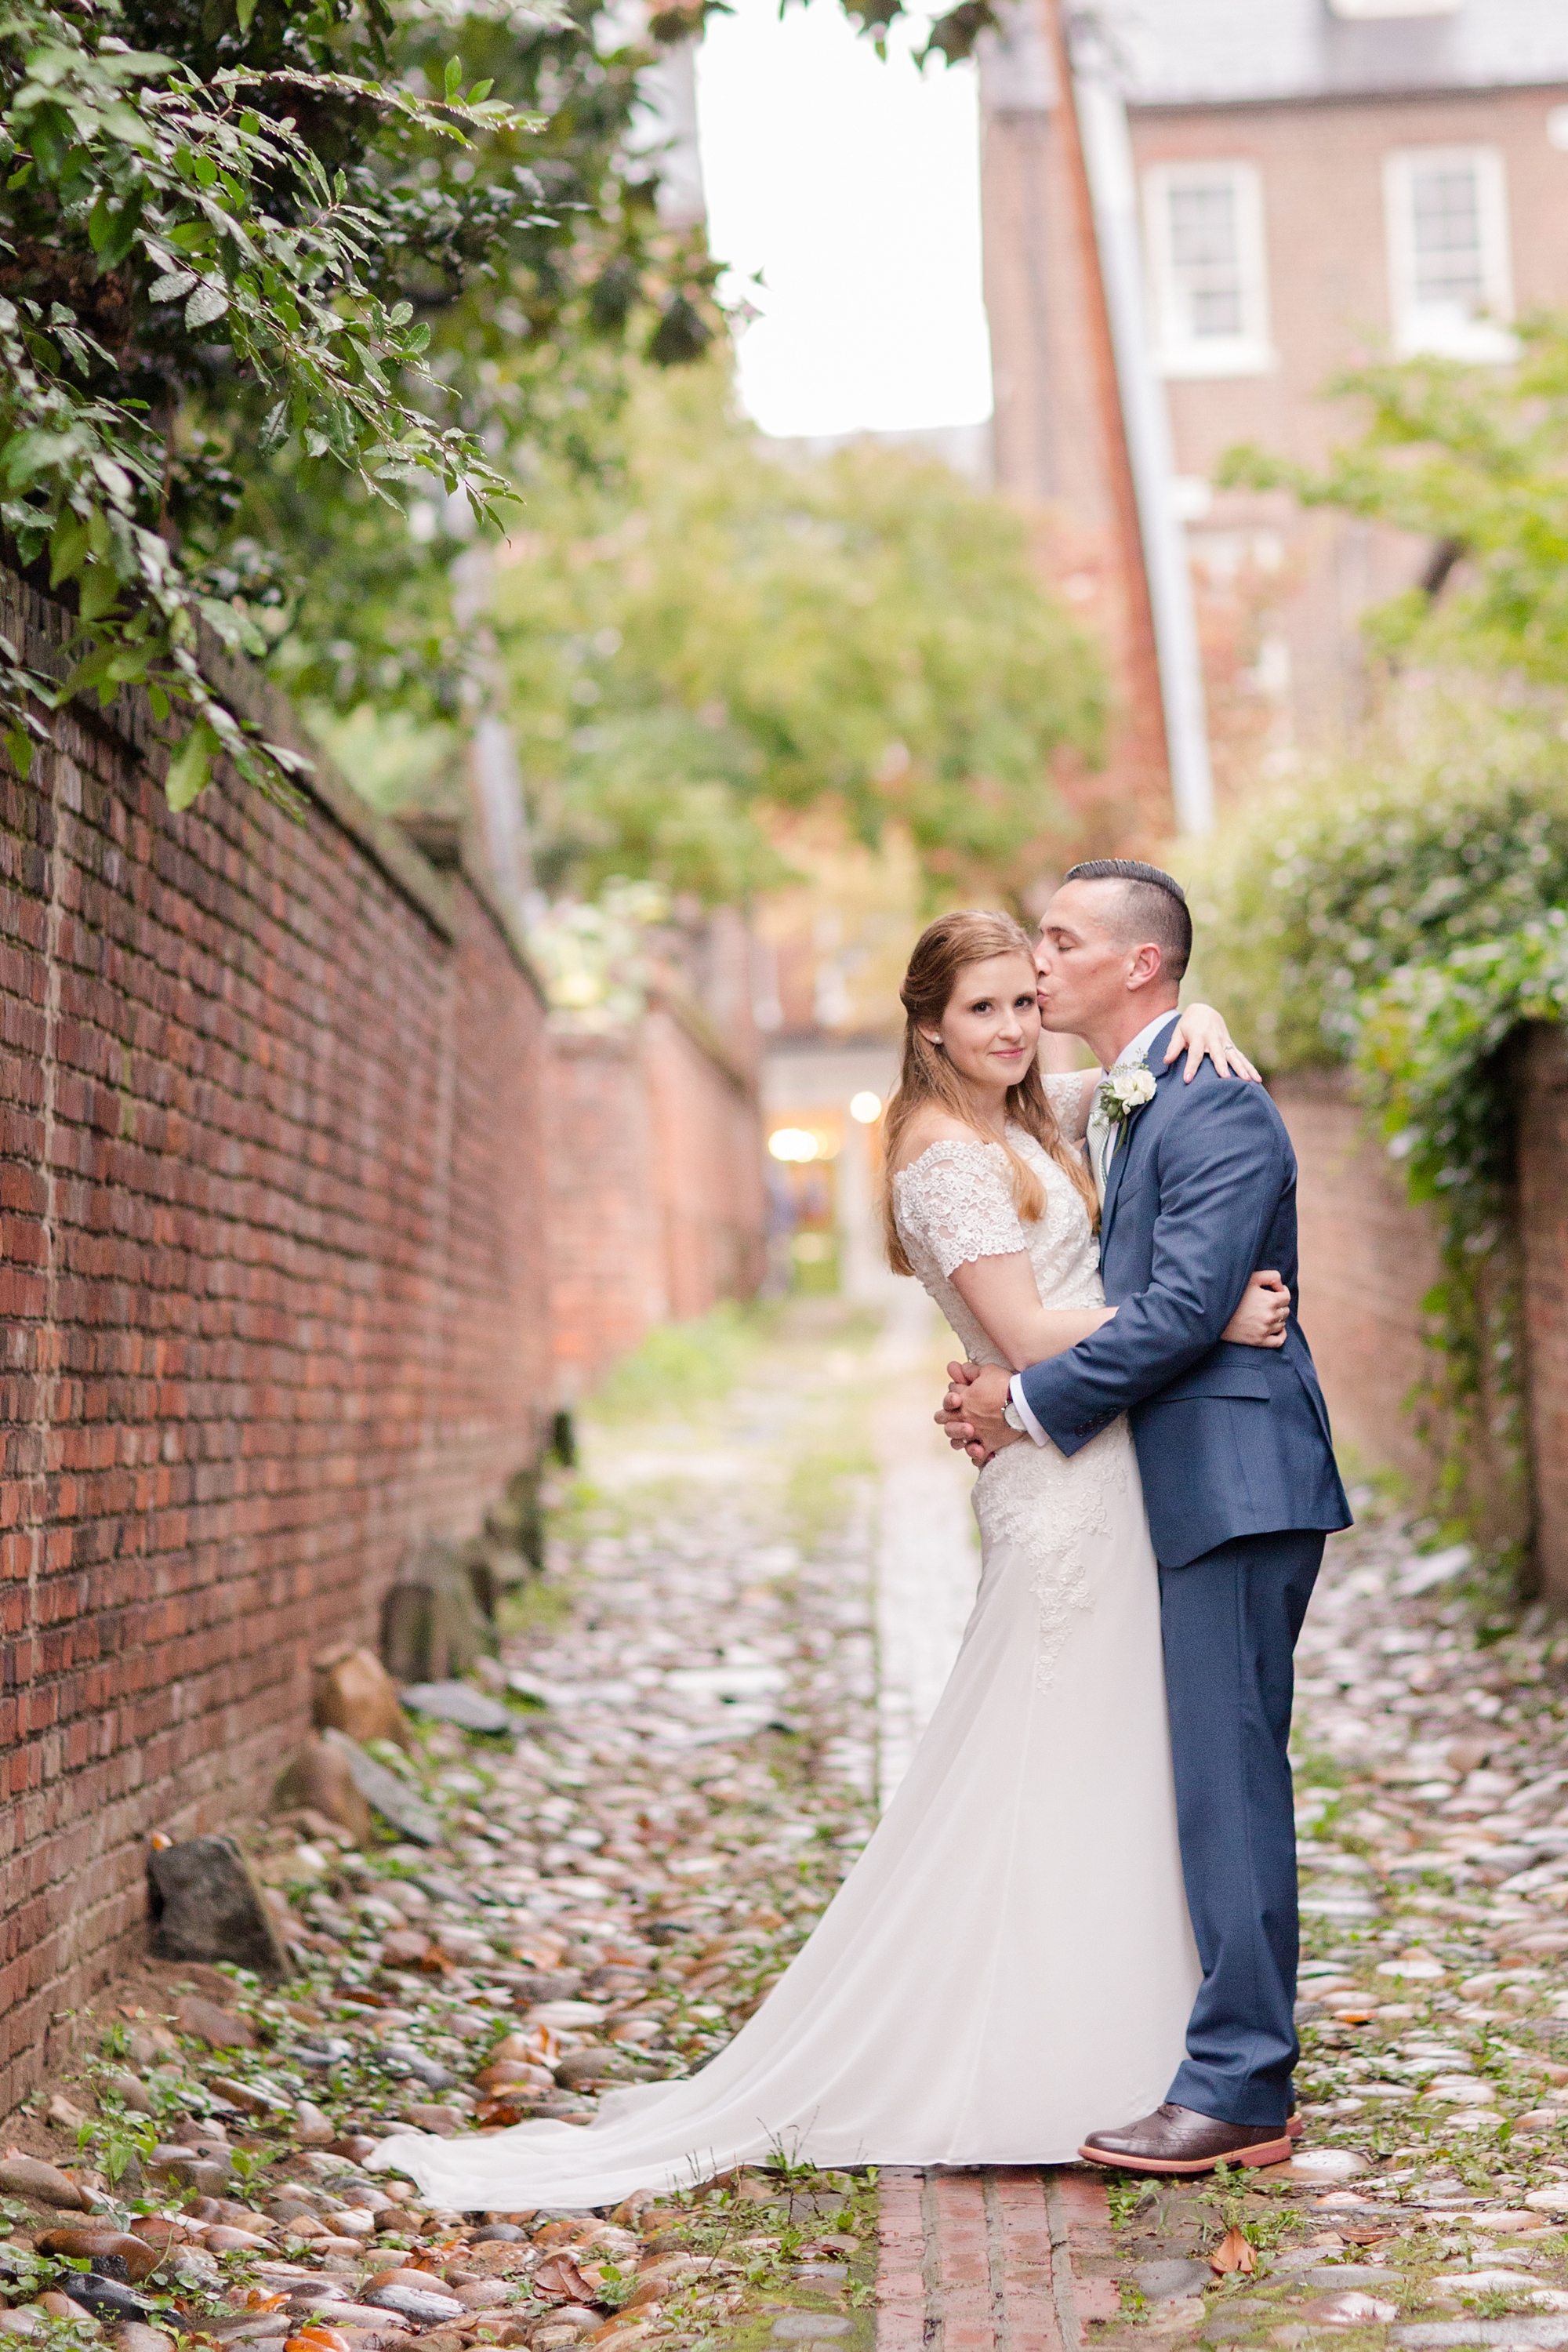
left=0, top=0, right=716, bottom=800
left=335, top=365, right=1108, bottom=906
left=1221, top=318, right=1568, bottom=689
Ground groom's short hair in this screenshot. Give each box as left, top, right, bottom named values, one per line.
left=1063, top=858, right=1192, bottom=982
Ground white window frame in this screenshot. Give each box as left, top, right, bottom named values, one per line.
left=1143, top=160, right=1275, bottom=380
left=1328, top=0, right=1457, bottom=16
left=1383, top=144, right=1515, bottom=361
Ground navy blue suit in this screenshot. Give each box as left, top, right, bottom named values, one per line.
left=1018, top=1016, right=1352, bottom=2125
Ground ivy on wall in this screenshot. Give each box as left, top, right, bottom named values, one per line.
left=1353, top=914, right=1568, bottom=1535
left=1181, top=720, right=1568, bottom=1548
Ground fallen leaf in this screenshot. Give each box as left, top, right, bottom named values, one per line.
left=532, top=2256, right=600, bottom=2305
left=1210, top=2227, right=1256, bottom=2277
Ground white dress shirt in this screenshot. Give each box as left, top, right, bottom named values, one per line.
left=1008, top=1008, right=1180, bottom=1447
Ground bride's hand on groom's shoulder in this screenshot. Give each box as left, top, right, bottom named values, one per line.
left=1164, top=1003, right=1263, bottom=1083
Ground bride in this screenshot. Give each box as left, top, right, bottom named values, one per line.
left=369, top=908, right=1286, bottom=2207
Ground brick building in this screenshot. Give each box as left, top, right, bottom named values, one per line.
left=978, top=0, right=1568, bottom=783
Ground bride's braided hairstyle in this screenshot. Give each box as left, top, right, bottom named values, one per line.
left=880, top=909, right=1099, bottom=1277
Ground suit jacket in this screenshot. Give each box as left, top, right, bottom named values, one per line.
left=1018, top=1032, right=1352, bottom=1568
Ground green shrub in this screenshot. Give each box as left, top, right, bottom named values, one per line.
left=1181, top=706, right=1568, bottom=1073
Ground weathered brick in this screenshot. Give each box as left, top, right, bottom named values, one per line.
left=0, top=571, right=550, bottom=2109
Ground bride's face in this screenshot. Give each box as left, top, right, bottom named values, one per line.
left=924, top=952, right=1041, bottom=1095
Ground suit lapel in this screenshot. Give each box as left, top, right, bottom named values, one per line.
left=1100, top=1016, right=1181, bottom=1250
left=1099, top=1112, right=1136, bottom=1244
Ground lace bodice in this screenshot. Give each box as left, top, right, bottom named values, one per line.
left=891, top=1087, right=1105, bottom=1367
left=890, top=1075, right=1132, bottom=1687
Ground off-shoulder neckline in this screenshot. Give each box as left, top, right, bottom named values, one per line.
left=890, top=1123, right=1041, bottom=1186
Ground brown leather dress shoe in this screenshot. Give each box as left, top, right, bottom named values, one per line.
left=1078, top=2103, right=1294, bottom=2176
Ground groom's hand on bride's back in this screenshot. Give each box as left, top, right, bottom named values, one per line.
left=936, top=1359, right=1020, bottom=1463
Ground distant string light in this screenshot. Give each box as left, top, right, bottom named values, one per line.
left=769, top=1128, right=822, bottom=1163
left=849, top=1091, right=882, bottom=1124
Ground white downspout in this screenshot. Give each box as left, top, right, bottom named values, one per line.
left=1069, top=22, right=1215, bottom=837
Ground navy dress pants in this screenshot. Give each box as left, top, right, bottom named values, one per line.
left=1158, top=1526, right=1324, bottom=2128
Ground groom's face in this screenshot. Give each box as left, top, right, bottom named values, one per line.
left=1034, top=880, right=1146, bottom=1033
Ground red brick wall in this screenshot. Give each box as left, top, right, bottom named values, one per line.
left=0, top=575, right=550, bottom=2109
left=1519, top=1025, right=1568, bottom=1608
left=644, top=1000, right=766, bottom=1323
left=546, top=1029, right=666, bottom=1402
left=548, top=985, right=766, bottom=1401
left=1271, top=1069, right=1443, bottom=1497
left=1272, top=1069, right=1526, bottom=1552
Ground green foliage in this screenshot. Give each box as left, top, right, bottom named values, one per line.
left=1348, top=914, right=1568, bottom=1522
left=0, top=0, right=717, bottom=803
left=1183, top=715, right=1568, bottom=1543
left=1182, top=710, right=1568, bottom=1073
left=1220, top=317, right=1568, bottom=688
left=525, top=878, right=668, bottom=1022
left=467, top=366, right=1104, bottom=905
left=588, top=1298, right=769, bottom=1423
left=1356, top=913, right=1568, bottom=1222
left=1207, top=322, right=1568, bottom=1555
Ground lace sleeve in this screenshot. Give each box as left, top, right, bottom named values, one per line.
left=1044, top=1069, right=1094, bottom=1145
left=894, top=1140, right=1029, bottom=1278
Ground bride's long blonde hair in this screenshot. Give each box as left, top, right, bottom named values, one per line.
left=880, top=909, right=1099, bottom=1278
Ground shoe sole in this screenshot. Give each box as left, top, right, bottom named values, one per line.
left=1076, top=2132, right=1294, bottom=2177
left=1288, top=2114, right=1303, bottom=2140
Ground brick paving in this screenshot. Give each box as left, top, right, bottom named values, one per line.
left=873, top=1497, right=1568, bottom=2352
left=869, top=1308, right=1112, bottom=2352
left=876, top=2168, right=1113, bottom=2352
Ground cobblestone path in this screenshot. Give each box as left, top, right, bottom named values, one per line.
left=15, top=1306, right=1568, bottom=2352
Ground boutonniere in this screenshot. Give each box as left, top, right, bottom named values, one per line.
left=1095, top=1062, right=1157, bottom=1127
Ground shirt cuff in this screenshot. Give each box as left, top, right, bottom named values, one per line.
left=1009, top=1373, right=1049, bottom=1447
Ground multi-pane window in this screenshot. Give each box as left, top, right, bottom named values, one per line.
left=1384, top=147, right=1514, bottom=359
left=1144, top=163, right=1272, bottom=377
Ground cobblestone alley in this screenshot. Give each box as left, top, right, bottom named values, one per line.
left=11, top=1301, right=1568, bottom=2352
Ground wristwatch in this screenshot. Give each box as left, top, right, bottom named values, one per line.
left=1001, top=1395, right=1025, bottom=1434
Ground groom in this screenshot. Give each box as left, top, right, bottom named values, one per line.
left=940, top=858, right=1352, bottom=2175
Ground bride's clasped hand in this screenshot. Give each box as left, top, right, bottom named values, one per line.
left=369, top=860, right=1349, bottom=2210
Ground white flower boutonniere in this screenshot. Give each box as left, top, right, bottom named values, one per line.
left=1095, top=1062, right=1157, bottom=1127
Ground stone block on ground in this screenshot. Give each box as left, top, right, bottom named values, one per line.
left=314, top=1647, right=412, bottom=1749
left=37, top=2230, right=163, bottom=2284
left=1134, top=2260, right=1211, bottom=2302
left=69, top=2277, right=156, bottom=2324
left=316, top=1730, right=441, bottom=1845
left=481, top=1462, right=548, bottom=1584
left=379, top=1537, right=496, bottom=1684
left=401, top=1682, right=511, bottom=1735
left=0, top=2157, right=88, bottom=2209
left=145, top=2151, right=232, bottom=2197
left=147, top=1840, right=292, bottom=1976
left=270, top=1737, right=374, bottom=1844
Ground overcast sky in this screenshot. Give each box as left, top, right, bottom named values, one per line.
left=693, top=0, right=994, bottom=438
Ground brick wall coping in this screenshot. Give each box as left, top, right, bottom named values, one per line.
left=199, top=629, right=459, bottom=946
left=652, top=975, right=757, bottom=1098
left=5, top=568, right=545, bottom=1004
left=546, top=978, right=759, bottom=1098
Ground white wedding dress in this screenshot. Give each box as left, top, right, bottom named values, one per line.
left=372, top=1087, right=1199, bottom=2209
